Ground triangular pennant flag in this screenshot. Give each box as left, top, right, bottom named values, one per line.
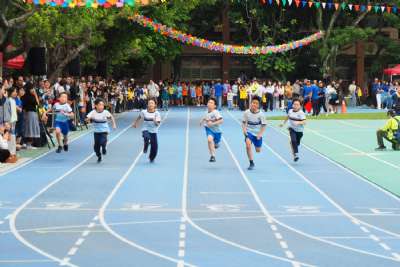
left=381, top=6, right=385, bottom=12
left=334, top=3, right=339, bottom=10
left=308, top=1, right=313, bottom=8
left=302, top=1, right=307, bottom=8
left=268, top=0, right=273, bottom=5
left=328, top=2, right=332, bottom=9
left=367, top=5, right=372, bottom=11
left=393, top=7, right=398, bottom=13
left=315, top=2, right=320, bottom=9
left=282, top=0, right=287, bottom=6
left=348, top=4, right=353, bottom=10
left=374, top=6, right=379, bottom=13
left=276, top=0, right=280, bottom=6
left=387, top=7, right=392, bottom=13
left=288, top=0, right=293, bottom=6
left=295, top=0, right=300, bottom=7
left=354, top=5, right=360, bottom=11
left=322, top=2, right=326, bottom=9
left=341, top=2, right=346, bottom=10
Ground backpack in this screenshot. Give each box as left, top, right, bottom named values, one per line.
left=394, top=117, right=400, bottom=143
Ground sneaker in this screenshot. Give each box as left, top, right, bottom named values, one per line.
left=63, top=144, right=69, bottom=152
left=97, top=156, right=102, bottom=163
left=209, top=156, right=216, bottom=162
left=294, top=156, right=299, bottom=162
left=375, top=146, right=387, bottom=151
left=248, top=162, right=255, bottom=170
left=102, top=147, right=107, bottom=155
left=56, top=146, right=62, bottom=153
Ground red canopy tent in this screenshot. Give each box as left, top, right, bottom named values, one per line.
left=0, top=50, right=25, bottom=70
left=384, top=64, right=400, bottom=76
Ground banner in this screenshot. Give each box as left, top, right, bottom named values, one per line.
left=131, top=14, right=324, bottom=55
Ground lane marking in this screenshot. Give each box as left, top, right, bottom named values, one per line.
left=9, top=121, right=135, bottom=267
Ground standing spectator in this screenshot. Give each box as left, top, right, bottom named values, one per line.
left=371, top=78, right=381, bottom=109
left=214, top=80, right=224, bottom=111
left=348, top=81, right=357, bottom=107
left=292, top=80, right=301, bottom=99
left=7, top=87, right=18, bottom=162
left=0, top=125, right=11, bottom=162
left=238, top=82, right=247, bottom=111
left=232, top=81, right=239, bottom=108
left=21, top=82, right=41, bottom=149
left=265, top=81, right=274, bottom=111
left=392, top=85, right=400, bottom=115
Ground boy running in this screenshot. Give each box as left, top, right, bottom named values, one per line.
left=200, top=98, right=223, bottom=162
left=280, top=99, right=306, bottom=162
left=242, top=97, right=267, bottom=170
left=133, top=99, right=161, bottom=163
left=52, top=92, right=74, bottom=153
left=86, top=98, right=117, bottom=163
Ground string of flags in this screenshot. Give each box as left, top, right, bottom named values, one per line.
left=23, top=0, right=165, bottom=8
left=130, top=14, right=324, bottom=55
left=260, top=0, right=399, bottom=14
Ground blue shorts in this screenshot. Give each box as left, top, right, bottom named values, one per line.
left=245, top=132, right=263, bottom=148
left=205, top=127, right=222, bottom=145
left=55, top=121, right=70, bottom=136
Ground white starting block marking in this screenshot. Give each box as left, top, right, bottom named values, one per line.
left=0, top=201, right=11, bottom=208
left=122, top=203, right=166, bottom=211
left=203, top=204, right=243, bottom=212
left=283, top=206, right=321, bottom=214
left=43, top=202, right=84, bottom=210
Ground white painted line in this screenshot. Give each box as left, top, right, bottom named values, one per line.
left=280, top=241, right=288, bottom=249
left=292, top=262, right=302, bottom=267
left=369, top=235, right=380, bottom=242
left=59, top=257, right=70, bottom=266
left=75, top=238, right=85, bottom=246
left=392, top=253, right=400, bottom=260
left=270, top=225, right=278, bottom=231
left=0, top=220, right=3, bottom=225
left=93, top=216, right=99, bottom=221
left=4, top=214, right=11, bottom=220
left=0, top=259, right=53, bottom=263
left=179, top=224, right=186, bottom=231
left=179, top=240, right=185, bottom=248
left=177, top=260, right=185, bottom=267
left=181, top=217, right=186, bottom=223
left=88, top=222, right=95, bottom=229
left=379, top=243, right=391, bottom=251
left=178, top=249, right=185, bottom=258
left=275, top=233, right=283, bottom=240
left=67, top=247, right=78, bottom=256
left=9, top=122, right=134, bottom=267
left=285, top=251, right=295, bottom=259
left=226, top=111, right=400, bottom=262
left=360, top=226, right=370, bottom=233
left=267, top=218, right=273, bottom=224
left=179, top=232, right=186, bottom=239
left=199, top=192, right=251, bottom=195
left=82, top=230, right=90, bottom=237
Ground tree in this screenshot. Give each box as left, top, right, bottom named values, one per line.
left=0, top=0, right=38, bottom=76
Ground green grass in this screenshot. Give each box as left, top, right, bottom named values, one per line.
left=267, top=112, right=388, bottom=121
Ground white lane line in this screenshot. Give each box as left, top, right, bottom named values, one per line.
left=9, top=122, right=134, bottom=267
left=285, top=251, right=295, bottom=259
left=0, top=259, right=53, bottom=263
left=181, top=110, right=314, bottom=267
left=82, top=230, right=90, bottom=237
left=88, top=223, right=95, bottom=229
left=275, top=233, right=283, bottom=240
left=60, top=257, right=70, bottom=266
left=75, top=238, right=85, bottom=246
left=67, top=247, right=78, bottom=256
left=178, top=249, right=185, bottom=257
left=179, top=232, right=186, bottom=239
left=280, top=241, right=288, bottom=249
left=369, top=235, right=380, bottom=242
left=0, top=220, right=3, bottom=225
left=360, top=226, right=370, bottom=233
left=98, top=112, right=197, bottom=267
left=270, top=225, right=278, bottom=231
left=392, top=253, right=400, bottom=260
left=379, top=243, right=391, bottom=251
left=226, top=111, right=400, bottom=262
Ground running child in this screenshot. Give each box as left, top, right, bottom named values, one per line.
left=280, top=99, right=306, bottom=162
left=200, top=98, right=223, bottom=162
left=52, top=92, right=74, bottom=153
left=86, top=98, right=117, bottom=163
left=133, top=99, right=161, bottom=163
left=242, top=97, right=267, bottom=170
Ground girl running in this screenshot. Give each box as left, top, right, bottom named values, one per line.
left=200, top=98, right=223, bottom=162
left=280, top=99, right=306, bottom=162
left=133, top=99, right=161, bottom=163
left=86, top=98, right=117, bottom=163
left=242, top=97, right=267, bottom=170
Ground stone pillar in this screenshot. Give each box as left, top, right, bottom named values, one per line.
left=356, top=41, right=365, bottom=88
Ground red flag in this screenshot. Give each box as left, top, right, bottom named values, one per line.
left=295, top=0, right=300, bottom=7
left=308, top=1, right=313, bottom=8
left=367, top=5, right=372, bottom=11
left=387, top=6, right=392, bottom=13
left=334, top=3, right=339, bottom=10
left=354, top=5, right=360, bottom=11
